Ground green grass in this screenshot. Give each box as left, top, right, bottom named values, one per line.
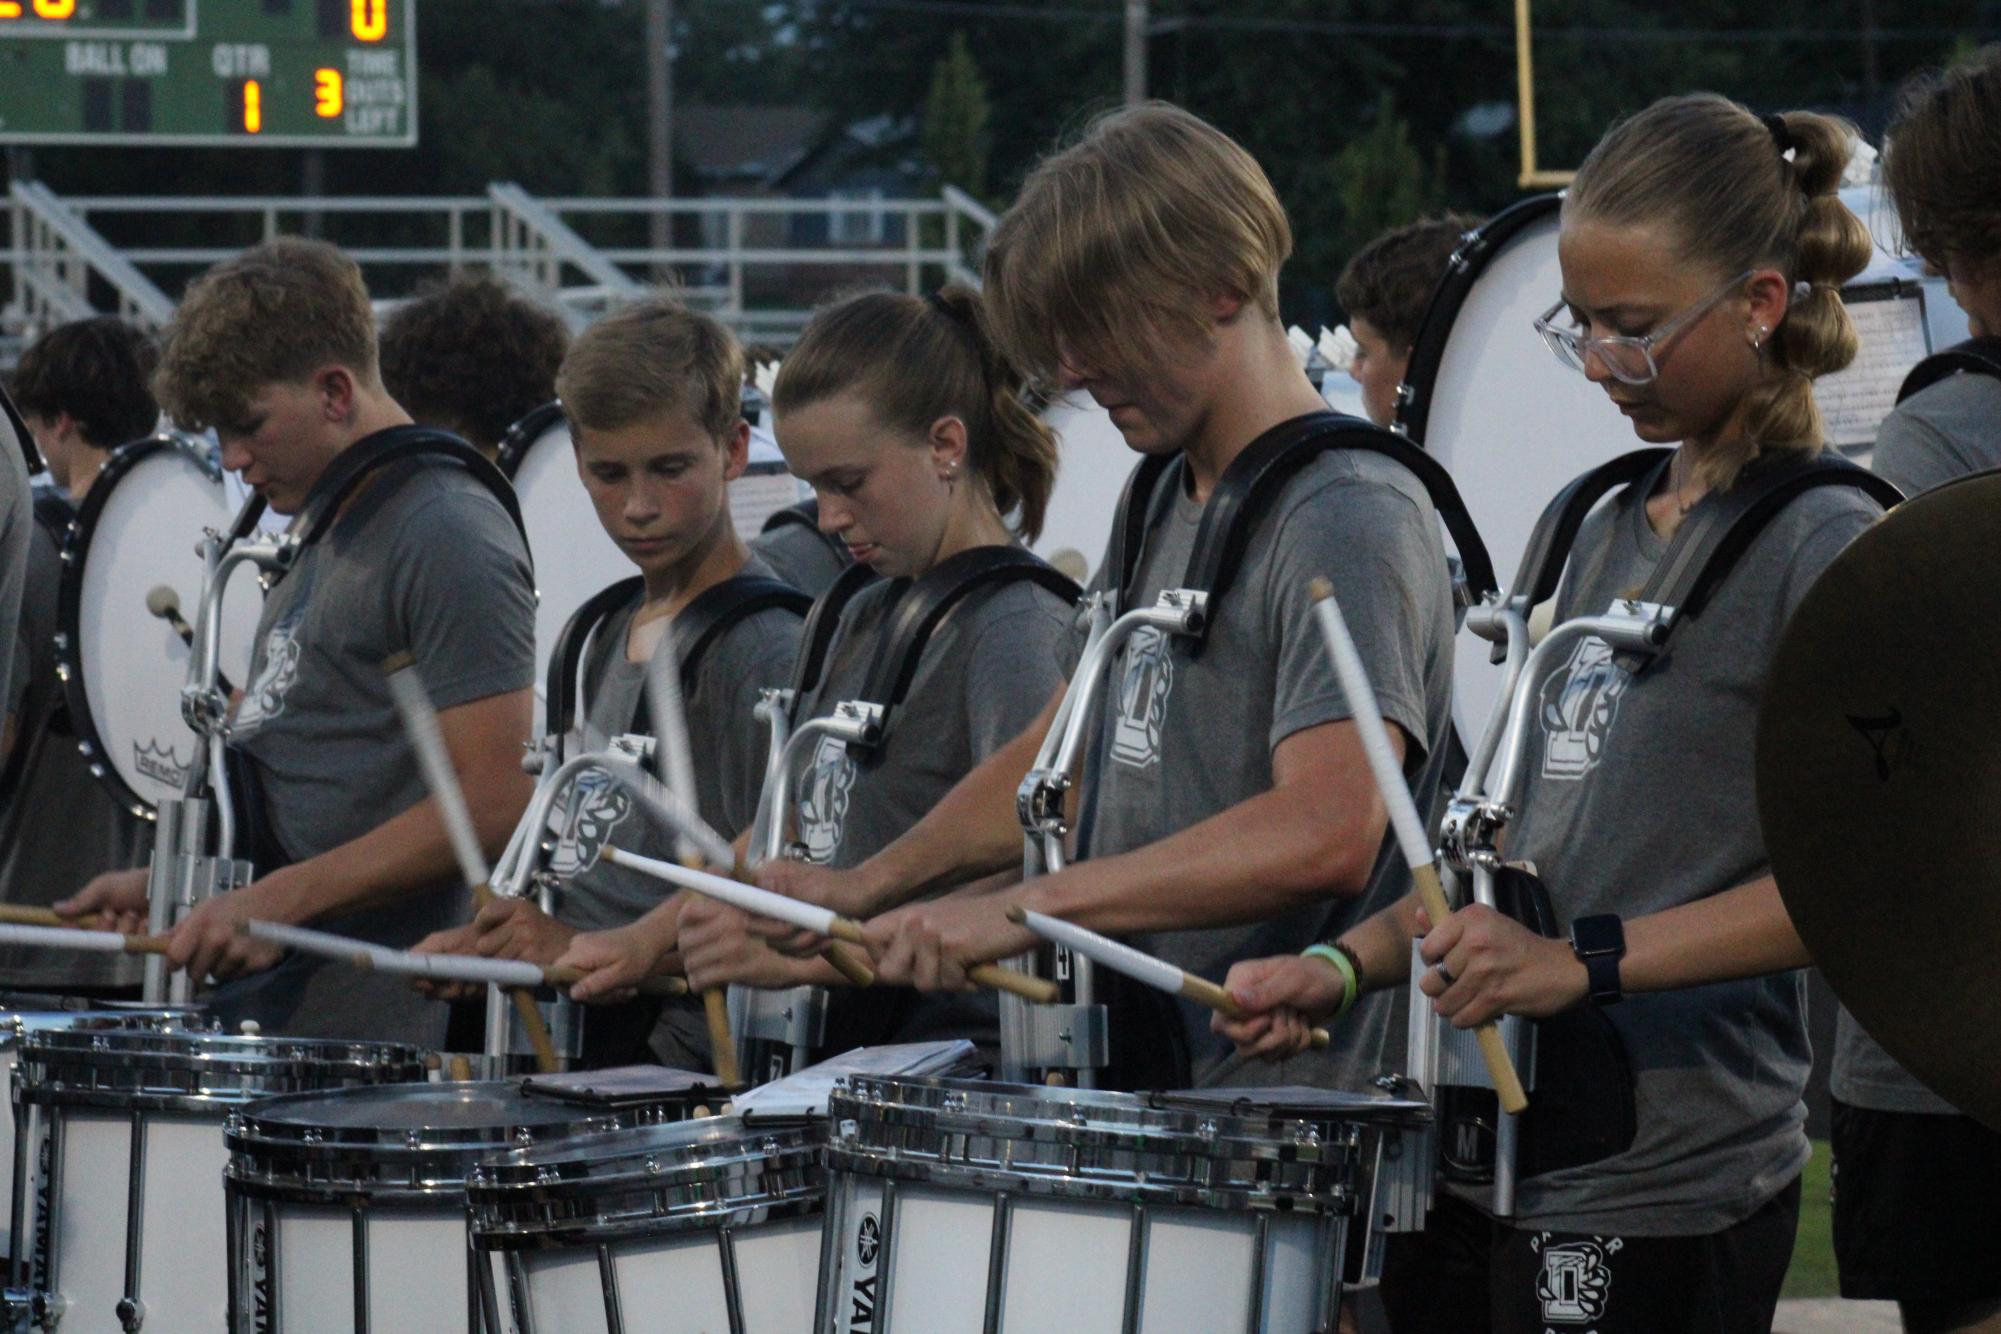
left=1784, top=1139, right=1840, bottom=1300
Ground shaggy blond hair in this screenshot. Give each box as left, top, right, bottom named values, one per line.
left=557, top=296, right=743, bottom=440
left=983, top=102, right=1291, bottom=387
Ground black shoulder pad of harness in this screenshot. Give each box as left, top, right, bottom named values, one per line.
left=544, top=575, right=644, bottom=739
left=1612, top=451, right=1904, bottom=672
left=30, top=486, right=75, bottom=541
left=1508, top=449, right=1672, bottom=615
left=1106, top=453, right=1179, bottom=612
left=787, top=560, right=882, bottom=708
left=1897, top=336, right=2001, bottom=405
left=850, top=545, right=1080, bottom=757
left=1181, top=411, right=1497, bottom=631
left=1, top=382, right=41, bottom=476
left=496, top=401, right=568, bottom=478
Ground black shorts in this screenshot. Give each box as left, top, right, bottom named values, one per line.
left=1382, top=1179, right=1802, bottom=1334
left=1831, top=1099, right=2001, bottom=1305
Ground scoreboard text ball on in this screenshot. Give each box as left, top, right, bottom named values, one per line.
left=0, top=1, right=417, bottom=147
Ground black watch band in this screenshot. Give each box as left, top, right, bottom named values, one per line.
left=1570, top=913, right=1626, bottom=1007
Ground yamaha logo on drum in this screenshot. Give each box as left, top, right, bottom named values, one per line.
left=132, top=738, right=192, bottom=790
left=846, top=1210, right=882, bottom=1330
left=855, top=1212, right=880, bottom=1266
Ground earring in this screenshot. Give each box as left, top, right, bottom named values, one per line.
left=1750, top=324, right=1769, bottom=349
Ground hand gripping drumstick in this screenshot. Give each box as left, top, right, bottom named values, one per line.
left=384, top=654, right=562, bottom=1072
left=1308, top=578, right=1528, bottom=1114
left=602, top=846, right=1061, bottom=1004
left=245, top=920, right=690, bottom=996
left=1006, top=906, right=1331, bottom=1048
left=643, top=631, right=747, bottom=1089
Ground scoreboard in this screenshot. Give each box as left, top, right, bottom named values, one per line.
left=0, top=1, right=417, bottom=147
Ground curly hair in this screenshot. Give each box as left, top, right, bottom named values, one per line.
left=1336, top=213, right=1478, bottom=350
left=10, top=316, right=159, bottom=448
left=1567, top=93, right=1871, bottom=486
left=1884, top=45, right=2001, bottom=287
left=154, top=237, right=377, bottom=433
left=379, top=273, right=571, bottom=452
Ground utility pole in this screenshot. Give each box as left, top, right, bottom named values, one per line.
left=646, top=0, right=674, bottom=275
left=1124, top=0, right=1147, bottom=105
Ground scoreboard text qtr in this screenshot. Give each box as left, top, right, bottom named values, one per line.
left=0, top=1, right=418, bottom=147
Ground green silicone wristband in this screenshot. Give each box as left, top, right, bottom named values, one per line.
left=1301, top=943, right=1359, bottom=1021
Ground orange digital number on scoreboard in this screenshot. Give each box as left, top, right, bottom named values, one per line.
left=242, top=79, right=262, bottom=134
left=351, top=0, right=388, bottom=42
left=0, top=1, right=81, bottom=17
left=315, top=69, right=343, bottom=118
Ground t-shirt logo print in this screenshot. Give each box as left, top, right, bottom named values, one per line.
left=1538, top=635, right=1630, bottom=781
left=1110, top=626, right=1173, bottom=769
left=1536, top=1239, right=1611, bottom=1324
left=233, top=611, right=306, bottom=730
left=797, top=734, right=857, bottom=864
left=548, top=769, right=634, bottom=877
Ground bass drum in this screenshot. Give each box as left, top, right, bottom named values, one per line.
left=499, top=401, right=803, bottom=728
left=1396, top=195, right=1626, bottom=736
left=57, top=437, right=261, bottom=819
left=1034, top=390, right=1134, bottom=584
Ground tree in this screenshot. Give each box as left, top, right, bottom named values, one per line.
left=922, top=32, right=992, bottom=198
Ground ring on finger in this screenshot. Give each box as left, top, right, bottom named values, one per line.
left=1434, top=964, right=1456, bottom=987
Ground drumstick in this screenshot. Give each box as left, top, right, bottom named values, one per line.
left=1007, top=906, right=1331, bottom=1049
left=0, top=905, right=101, bottom=930
left=243, top=920, right=690, bottom=996
left=383, top=654, right=562, bottom=1072
left=645, top=630, right=745, bottom=1091
left=1308, top=578, right=1528, bottom=1114
left=602, top=846, right=1060, bottom=1004
left=0, top=922, right=172, bottom=957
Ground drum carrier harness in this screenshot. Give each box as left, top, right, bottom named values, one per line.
left=1435, top=446, right=1902, bottom=1216
left=1896, top=335, right=2001, bottom=404
left=147, top=427, right=524, bottom=1007
left=735, top=549, right=1079, bottom=1081
left=1011, top=410, right=1496, bottom=1089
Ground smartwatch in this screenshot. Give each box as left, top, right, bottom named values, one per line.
left=1569, top=913, right=1626, bottom=1007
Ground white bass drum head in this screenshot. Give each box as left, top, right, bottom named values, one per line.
left=60, top=439, right=260, bottom=818
left=1034, top=391, right=1138, bottom=585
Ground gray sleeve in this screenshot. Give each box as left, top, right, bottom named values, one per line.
left=959, top=592, right=1073, bottom=762
left=1263, top=482, right=1437, bottom=765
left=1871, top=400, right=1978, bottom=498
left=389, top=486, right=537, bottom=710
left=1777, top=502, right=1879, bottom=622
left=0, top=454, right=31, bottom=716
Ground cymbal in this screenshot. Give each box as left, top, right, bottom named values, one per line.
left=1758, top=470, right=2001, bottom=1131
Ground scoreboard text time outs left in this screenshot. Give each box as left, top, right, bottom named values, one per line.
left=0, top=1, right=417, bottom=147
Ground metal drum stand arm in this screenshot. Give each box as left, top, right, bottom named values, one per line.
left=142, top=530, right=295, bottom=1005
left=1002, top=591, right=1206, bottom=1087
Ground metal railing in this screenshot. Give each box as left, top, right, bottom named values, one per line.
left=2, top=183, right=995, bottom=346
left=6, top=181, right=175, bottom=335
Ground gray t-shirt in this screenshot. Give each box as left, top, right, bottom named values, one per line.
left=545, top=557, right=801, bottom=934
left=749, top=518, right=849, bottom=599
left=0, top=438, right=29, bottom=719
left=1869, top=370, right=2001, bottom=498
left=1836, top=371, right=2001, bottom=1115
left=227, top=456, right=536, bottom=1045
left=1496, top=474, right=1879, bottom=1235
left=1076, top=446, right=1457, bottom=1092
left=0, top=492, right=147, bottom=989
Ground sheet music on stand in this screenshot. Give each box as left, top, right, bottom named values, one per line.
left=1816, top=282, right=1933, bottom=456
left=730, top=1040, right=980, bottom=1119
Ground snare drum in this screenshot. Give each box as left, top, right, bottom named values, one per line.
left=10, top=1030, right=428, bottom=1333
left=817, top=1076, right=1366, bottom=1334
left=224, top=1073, right=718, bottom=1333
left=0, top=1005, right=199, bottom=1268
left=467, top=1115, right=825, bottom=1333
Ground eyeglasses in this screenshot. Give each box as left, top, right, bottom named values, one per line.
left=1533, top=269, right=1755, bottom=385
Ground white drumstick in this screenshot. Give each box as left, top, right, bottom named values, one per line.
left=1008, top=907, right=1330, bottom=1048
left=383, top=654, right=491, bottom=888
left=244, top=920, right=689, bottom=997
left=1308, top=578, right=1527, bottom=1113
left=0, top=922, right=169, bottom=956
left=602, top=846, right=1058, bottom=1004
left=603, top=845, right=840, bottom=936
